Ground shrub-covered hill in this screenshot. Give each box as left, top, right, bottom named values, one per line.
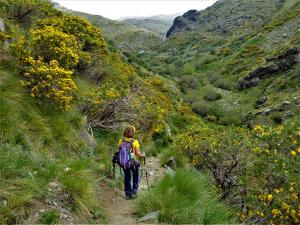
left=54, top=3, right=163, bottom=53
left=137, top=0, right=300, bottom=127
left=122, top=14, right=176, bottom=38
left=0, top=1, right=299, bottom=225
left=0, top=0, right=181, bottom=223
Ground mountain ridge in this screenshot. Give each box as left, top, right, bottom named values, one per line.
left=54, top=3, right=163, bottom=52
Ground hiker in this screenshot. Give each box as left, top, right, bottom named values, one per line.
left=117, top=125, right=145, bottom=199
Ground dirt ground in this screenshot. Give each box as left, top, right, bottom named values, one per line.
left=100, top=156, right=165, bottom=224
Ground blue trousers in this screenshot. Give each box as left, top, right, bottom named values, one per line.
left=123, top=166, right=139, bottom=197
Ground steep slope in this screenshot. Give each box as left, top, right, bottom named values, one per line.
left=73, top=11, right=163, bottom=53
left=137, top=0, right=300, bottom=126
left=1, top=1, right=299, bottom=225
left=54, top=3, right=163, bottom=53
left=166, top=0, right=282, bottom=37
left=0, top=1, right=180, bottom=223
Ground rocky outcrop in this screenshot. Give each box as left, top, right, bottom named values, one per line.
left=0, top=18, right=5, bottom=32
left=166, top=10, right=199, bottom=38
left=239, top=48, right=299, bottom=89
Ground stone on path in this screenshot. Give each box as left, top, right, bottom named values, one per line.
left=137, top=211, right=160, bottom=222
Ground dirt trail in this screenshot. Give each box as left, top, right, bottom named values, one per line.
left=100, top=156, right=165, bottom=224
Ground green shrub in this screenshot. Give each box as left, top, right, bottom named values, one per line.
left=165, top=64, right=177, bottom=75
left=191, top=100, right=211, bottom=116
left=182, top=62, right=195, bottom=75
left=209, top=102, right=225, bottom=118
left=219, top=109, right=242, bottom=126
left=167, top=113, right=190, bottom=132
left=41, top=209, right=60, bottom=225
left=178, top=75, right=199, bottom=92
left=194, top=54, right=217, bottom=69
left=201, top=87, right=222, bottom=101
left=152, top=130, right=172, bottom=148
left=214, top=78, right=238, bottom=91
left=183, top=89, right=200, bottom=104
left=136, top=169, right=236, bottom=224
left=270, top=111, right=284, bottom=124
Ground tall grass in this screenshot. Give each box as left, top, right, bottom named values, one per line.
left=136, top=169, right=236, bottom=224
left=0, top=64, right=108, bottom=223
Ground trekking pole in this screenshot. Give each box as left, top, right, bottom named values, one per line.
left=144, top=157, right=149, bottom=189
left=113, top=163, right=115, bottom=178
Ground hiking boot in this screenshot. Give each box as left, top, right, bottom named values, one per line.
left=131, top=193, right=137, bottom=199
left=125, top=195, right=132, bottom=200
left=131, top=190, right=138, bottom=199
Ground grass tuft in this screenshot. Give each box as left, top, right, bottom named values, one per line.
left=136, top=169, right=236, bottom=224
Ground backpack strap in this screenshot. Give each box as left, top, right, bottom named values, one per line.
left=121, top=138, right=134, bottom=153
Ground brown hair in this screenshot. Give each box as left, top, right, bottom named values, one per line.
left=124, top=126, right=135, bottom=138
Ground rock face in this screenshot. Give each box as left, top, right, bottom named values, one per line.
left=166, top=0, right=281, bottom=38
left=239, top=48, right=299, bottom=89
left=0, top=18, right=5, bottom=32
left=166, top=10, right=199, bottom=38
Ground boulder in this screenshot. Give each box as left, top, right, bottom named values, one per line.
left=284, top=111, right=295, bottom=118
left=48, top=181, right=59, bottom=189
left=255, top=96, right=267, bottom=108
left=165, top=156, right=176, bottom=168
left=165, top=166, right=175, bottom=176
left=0, top=19, right=5, bottom=32
left=138, top=211, right=159, bottom=222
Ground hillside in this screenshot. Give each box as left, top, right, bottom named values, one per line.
left=166, top=0, right=282, bottom=37
left=53, top=3, right=163, bottom=53
left=0, top=0, right=235, bottom=224
left=138, top=0, right=300, bottom=127
left=0, top=1, right=299, bottom=225
left=122, top=14, right=177, bottom=38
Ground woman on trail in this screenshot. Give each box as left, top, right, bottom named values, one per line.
left=118, top=125, right=145, bottom=199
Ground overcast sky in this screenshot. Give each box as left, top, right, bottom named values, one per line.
left=53, top=0, right=217, bottom=20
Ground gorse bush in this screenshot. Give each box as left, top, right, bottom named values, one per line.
left=137, top=169, right=235, bottom=224
left=30, top=26, right=81, bottom=68
left=35, top=15, right=108, bottom=59
left=20, top=58, right=77, bottom=110
left=2, top=0, right=56, bottom=24
left=175, top=118, right=300, bottom=224
left=9, top=12, right=109, bottom=111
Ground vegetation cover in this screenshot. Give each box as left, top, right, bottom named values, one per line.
left=0, top=0, right=299, bottom=224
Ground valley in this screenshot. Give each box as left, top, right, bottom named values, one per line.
left=0, top=0, right=299, bottom=224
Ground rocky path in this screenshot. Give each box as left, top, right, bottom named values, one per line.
left=100, top=156, right=165, bottom=224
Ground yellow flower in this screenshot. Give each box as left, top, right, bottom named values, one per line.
left=290, top=150, right=297, bottom=156
left=272, top=208, right=281, bottom=218
left=274, top=189, right=280, bottom=194
left=291, top=193, right=298, bottom=200
left=267, top=194, right=273, bottom=201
